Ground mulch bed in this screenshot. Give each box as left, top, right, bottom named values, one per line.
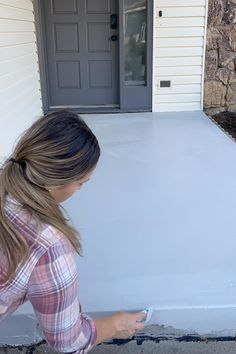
left=211, top=111, right=236, bottom=140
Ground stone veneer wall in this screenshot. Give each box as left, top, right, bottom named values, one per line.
left=204, top=0, right=236, bottom=113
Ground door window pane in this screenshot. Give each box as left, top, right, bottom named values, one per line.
left=124, top=0, right=147, bottom=86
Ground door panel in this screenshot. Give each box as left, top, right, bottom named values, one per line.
left=54, top=24, right=79, bottom=52
left=52, top=0, right=78, bottom=14
left=42, top=0, right=119, bottom=108
left=87, top=23, right=111, bottom=52
left=89, top=60, right=112, bottom=87
left=87, top=0, right=111, bottom=13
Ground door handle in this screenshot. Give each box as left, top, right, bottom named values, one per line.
left=110, top=35, right=118, bottom=41
left=110, top=14, right=118, bottom=29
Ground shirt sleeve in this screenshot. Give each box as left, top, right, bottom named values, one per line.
left=26, top=237, right=97, bottom=354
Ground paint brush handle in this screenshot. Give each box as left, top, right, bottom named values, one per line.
left=138, top=308, right=153, bottom=324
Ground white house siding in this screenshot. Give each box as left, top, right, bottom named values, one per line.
left=0, top=0, right=42, bottom=163
left=153, top=0, right=208, bottom=112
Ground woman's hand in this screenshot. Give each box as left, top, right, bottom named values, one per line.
left=94, top=311, right=146, bottom=345
left=110, top=311, right=146, bottom=338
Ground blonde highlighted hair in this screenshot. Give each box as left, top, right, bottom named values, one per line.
left=0, top=110, right=100, bottom=282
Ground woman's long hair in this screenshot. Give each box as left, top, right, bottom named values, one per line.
left=0, top=110, right=100, bottom=282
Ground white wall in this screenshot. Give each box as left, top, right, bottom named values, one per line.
left=153, top=0, right=208, bottom=112
left=0, top=0, right=42, bottom=163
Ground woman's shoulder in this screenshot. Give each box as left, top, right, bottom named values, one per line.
left=4, top=195, right=72, bottom=252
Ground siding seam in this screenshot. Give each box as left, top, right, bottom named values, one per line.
left=0, top=3, right=32, bottom=12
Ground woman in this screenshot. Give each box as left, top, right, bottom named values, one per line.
left=0, top=110, right=145, bottom=353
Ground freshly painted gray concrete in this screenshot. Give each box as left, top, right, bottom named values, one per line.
left=1, top=111, right=236, bottom=345
left=65, top=111, right=236, bottom=333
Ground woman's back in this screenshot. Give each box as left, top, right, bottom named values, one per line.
left=0, top=195, right=68, bottom=321
left=0, top=195, right=97, bottom=353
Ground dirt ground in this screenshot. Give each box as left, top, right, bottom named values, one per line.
left=211, top=111, right=236, bottom=140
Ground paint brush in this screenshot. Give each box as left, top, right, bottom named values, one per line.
left=139, top=307, right=153, bottom=324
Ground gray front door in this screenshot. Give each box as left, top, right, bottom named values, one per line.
left=42, top=0, right=119, bottom=108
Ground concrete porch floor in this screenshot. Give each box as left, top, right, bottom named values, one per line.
left=66, top=110, right=236, bottom=333
left=1, top=110, right=236, bottom=353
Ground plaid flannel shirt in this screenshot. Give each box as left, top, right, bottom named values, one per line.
left=0, top=196, right=97, bottom=353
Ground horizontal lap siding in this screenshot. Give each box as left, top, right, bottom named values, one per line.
left=0, top=0, right=42, bottom=163
left=153, top=0, right=207, bottom=112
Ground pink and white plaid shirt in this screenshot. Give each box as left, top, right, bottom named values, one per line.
left=0, top=196, right=97, bottom=353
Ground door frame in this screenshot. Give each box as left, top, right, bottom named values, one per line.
left=34, top=0, right=153, bottom=113
left=34, top=0, right=50, bottom=113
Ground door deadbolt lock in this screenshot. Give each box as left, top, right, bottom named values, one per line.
left=110, top=35, right=118, bottom=41
left=110, top=14, right=118, bottom=29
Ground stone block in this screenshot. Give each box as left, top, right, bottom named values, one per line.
left=206, top=27, right=222, bottom=50
left=219, top=48, right=236, bottom=67
left=230, top=81, right=236, bottom=91
left=204, top=107, right=226, bottom=115
left=226, top=61, right=235, bottom=70
left=216, top=68, right=231, bottom=85
left=228, top=103, right=236, bottom=110
left=229, top=27, right=236, bottom=51
left=208, top=0, right=224, bottom=26
left=229, top=72, right=236, bottom=83
left=205, top=50, right=218, bottom=79
left=218, top=26, right=232, bottom=50
left=204, top=80, right=227, bottom=108
left=226, top=86, right=235, bottom=104
left=223, top=1, right=236, bottom=23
